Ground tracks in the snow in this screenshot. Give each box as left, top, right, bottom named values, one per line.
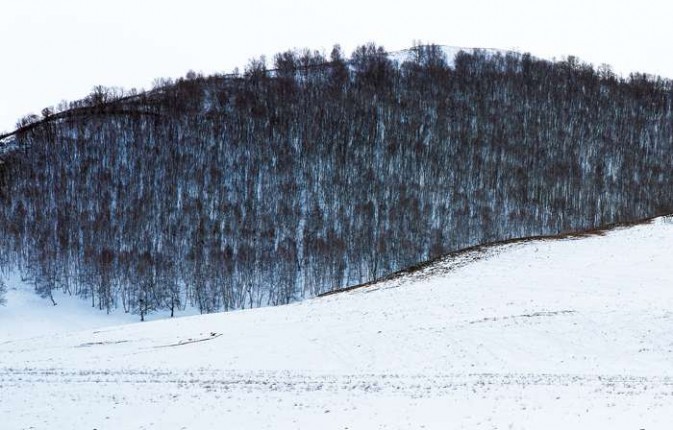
left=2, top=367, right=673, bottom=398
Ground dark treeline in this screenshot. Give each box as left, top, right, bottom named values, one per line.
left=1, top=44, right=673, bottom=318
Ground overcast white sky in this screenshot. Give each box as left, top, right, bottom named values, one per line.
left=2, top=0, right=673, bottom=133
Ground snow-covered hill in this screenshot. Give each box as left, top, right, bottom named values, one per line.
left=2, top=217, right=673, bottom=429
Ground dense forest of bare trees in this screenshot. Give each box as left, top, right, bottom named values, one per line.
left=1, top=44, right=672, bottom=317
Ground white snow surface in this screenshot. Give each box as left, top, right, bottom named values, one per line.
left=0, top=277, right=135, bottom=341
left=0, top=274, right=199, bottom=342
left=2, top=217, right=673, bottom=429
left=388, top=45, right=522, bottom=68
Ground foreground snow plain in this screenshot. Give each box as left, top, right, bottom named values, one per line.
left=2, top=217, right=673, bottom=429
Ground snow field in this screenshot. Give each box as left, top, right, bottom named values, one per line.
left=1, top=217, right=673, bottom=429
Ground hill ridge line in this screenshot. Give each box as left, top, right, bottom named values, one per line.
left=318, top=212, right=673, bottom=297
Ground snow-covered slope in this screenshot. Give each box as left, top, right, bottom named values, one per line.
left=2, top=217, right=673, bottom=429
left=0, top=275, right=137, bottom=341
left=388, top=45, right=522, bottom=67
left=0, top=274, right=200, bottom=341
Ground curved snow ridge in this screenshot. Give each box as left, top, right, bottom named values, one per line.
left=336, top=214, right=673, bottom=297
